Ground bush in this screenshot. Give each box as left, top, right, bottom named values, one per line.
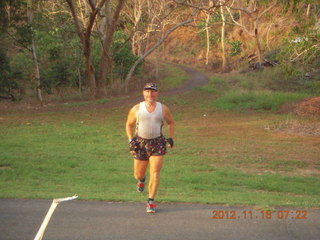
left=229, top=40, right=242, bottom=56
left=0, top=48, right=20, bottom=100
left=270, top=31, right=320, bottom=92
left=42, top=61, right=73, bottom=94
left=112, top=31, right=141, bottom=80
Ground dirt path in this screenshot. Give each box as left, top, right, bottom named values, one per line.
left=64, top=64, right=209, bottom=112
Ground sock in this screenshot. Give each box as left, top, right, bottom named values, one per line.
left=139, top=177, right=146, bottom=182
left=147, top=198, right=154, bottom=204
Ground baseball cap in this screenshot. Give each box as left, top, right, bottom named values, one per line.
left=143, top=83, right=158, bottom=91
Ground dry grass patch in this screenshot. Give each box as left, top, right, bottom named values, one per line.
left=176, top=107, right=320, bottom=178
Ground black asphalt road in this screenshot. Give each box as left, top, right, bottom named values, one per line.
left=1, top=199, right=319, bottom=240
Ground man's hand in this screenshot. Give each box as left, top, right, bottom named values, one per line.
left=167, top=138, right=174, bottom=148
left=129, top=138, right=139, bottom=155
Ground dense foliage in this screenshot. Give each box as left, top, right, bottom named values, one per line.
left=0, top=0, right=319, bottom=101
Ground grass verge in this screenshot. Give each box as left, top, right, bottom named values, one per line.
left=212, top=90, right=310, bottom=112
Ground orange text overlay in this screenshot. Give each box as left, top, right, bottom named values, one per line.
left=212, top=210, right=308, bottom=220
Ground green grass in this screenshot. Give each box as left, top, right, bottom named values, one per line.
left=160, top=167, right=319, bottom=206
left=0, top=112, right=131, bottom=200
left=62, top=98, right=110, bottom=107
left=159, top=64, right=189, bottom=90
left=212, top=90, right=310, bottom=112
left=1, top=99, right=319, bottom=207
left=0, top=68, right=319, bottom=207
left=195, top=76, right=229, bottom=94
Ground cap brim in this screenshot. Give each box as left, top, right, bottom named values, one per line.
left=143, top=88, right=158, bottom=91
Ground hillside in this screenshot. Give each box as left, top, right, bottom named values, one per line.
left=0, top=1, right=319, bottom=101
left=150, top=4, right=319, bottom=73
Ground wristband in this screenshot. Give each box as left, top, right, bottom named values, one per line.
left=167, top=138, right=174, bottom=147
left=129, top=138, right=139, bottom=152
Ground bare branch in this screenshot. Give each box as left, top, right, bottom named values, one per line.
left=290, top=43, right=320, bottom=62
left=124, top=18, right=194, bottom=90
left=4, top=30, right=32, bottom=53
left=227, top=2, right=276, bottom=20
left=86, top=0, right=95, bottom=11
left=226, top=6, right=254, bottom=36
left=173, top=0, right=229, bottom=13
left=111, top=0, right=125, bottom=30
left=257, top=3, right=276, bottom=20
left=227, top=6, right=255, bottom=16
left=66, top=0, right=85, bottom=40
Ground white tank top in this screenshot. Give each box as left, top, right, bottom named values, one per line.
left=136, top=102, right=163, bottom=139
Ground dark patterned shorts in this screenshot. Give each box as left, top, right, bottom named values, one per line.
left=134, top=135, right=167, bottom=161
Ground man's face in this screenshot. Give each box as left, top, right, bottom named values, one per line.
left=143, top=89, right=158, bottom=103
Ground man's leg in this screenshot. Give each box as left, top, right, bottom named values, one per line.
left=134, top=159, right=148, bottom=192
left=134, top=159, right=148, bottom=181
left=146, top=155, right=163, bottom=213
left=148, top=155, right=163, bottom=199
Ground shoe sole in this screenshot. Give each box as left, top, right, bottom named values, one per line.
left=137, top=183, right=145, bottom=192
left=137, top=187, right=144, bottom=192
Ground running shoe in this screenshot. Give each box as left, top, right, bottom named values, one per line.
left=146, top=202, right=156, bottom=213
left=137, top=181, right=145, bottom=192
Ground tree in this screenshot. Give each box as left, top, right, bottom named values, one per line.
left=226, top=0, right=276, bottom=64
left=124, top=18, right=194, bottom=91
left=27, top=0, right=43, bottom=102
left=173, top=0, right=229, bottom=68
left=65, top=0, right=126, bottom=98
left=96, top=0, right=126, bottom=97
left=128, top=0, right=146, bottom=56
left=0, top=48, right=17, bottom=100
left=220, top=0, right=227, bottom=71
left=123, top=0, right=212, bottom=90
left=65, top=0, right=106, bottom=98
left=1, top=0, right=43, bottom=101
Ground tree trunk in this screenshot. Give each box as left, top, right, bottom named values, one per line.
left=66, top=0, right=106, bottom=99
left=97, top=0, right=126, bottom=97
left=205, top=13, right=210, bottom=65
left=77, top=67, right=82, bottom=94
left=254, top=19, right=263, bottom=63
left=31, top=36, right=43, bottom=102
left=27, top=0, right=42, bottom=102
left=96, top=46, right=112, bottom=97
left=306, top=4, right=311, bottom=17
left=84, top=52, right=97, bottom=97
left=131, top=0, right=144, bottom=55
left=220, top=3, right=227, bottom=72
left=82, top=19, right=97, bottom=98
left=96, top=56, right=107, bottom=97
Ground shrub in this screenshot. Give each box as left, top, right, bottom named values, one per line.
left=112, top=31, right=141, bottom=80
left=0, top=48, right=20, bottom=100
left=229, top=40, right=242, bottom=56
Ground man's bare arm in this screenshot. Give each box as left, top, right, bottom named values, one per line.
left=126, top=105, right=138, bottom=141
left=163, top=104, right=175, bottom=140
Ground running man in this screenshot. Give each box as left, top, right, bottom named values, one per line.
left=126, top=83, right=175, bottom=213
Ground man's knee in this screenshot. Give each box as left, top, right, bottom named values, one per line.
left=134, top=173, right=145, bottom=180
left=151, top=171, right=161, bottom=180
